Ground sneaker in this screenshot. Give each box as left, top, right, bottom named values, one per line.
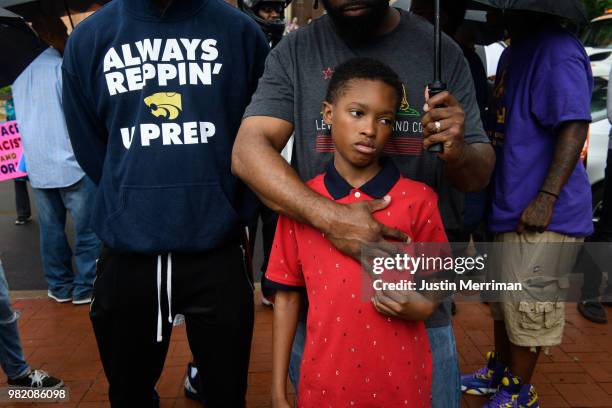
left=184, top=362, right=201, bottom=401
left=461, top=351, right=508, bottom=395
left=577, top=300, right=608, bottom=324
left=7, top=370, right=63, bottom=389
left=261, top=294, right=275, bottom=307
left=483, top=375, right=540, bottom=408
left=14, top=217, right=31, bottom=226
left=72, top=293, right=93, bottom=305
left=47, top=291, right=71, bottom=303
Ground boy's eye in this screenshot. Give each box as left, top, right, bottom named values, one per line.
left=350, top=110, right=363, bottom=117
left=380, top=118, right=393, bottom=126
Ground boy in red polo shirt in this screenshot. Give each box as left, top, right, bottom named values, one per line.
left=267, top=58, right=447, bottom=408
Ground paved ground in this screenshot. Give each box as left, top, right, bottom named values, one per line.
left=0, top=291, right=610, bottom=407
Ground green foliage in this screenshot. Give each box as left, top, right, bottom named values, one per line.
left=583, top=0, right=612, bottom=20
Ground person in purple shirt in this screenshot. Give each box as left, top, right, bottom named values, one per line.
left=461, top=10, right=593, bottom=407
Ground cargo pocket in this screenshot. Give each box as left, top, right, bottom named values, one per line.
left=518, top=301, right=544, bottom=330
left=519, top=301, right=564, bottom=330
left=543, top=302, right=564, bottom=329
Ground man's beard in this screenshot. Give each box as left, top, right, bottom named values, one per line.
left=322, top=0, right=390, bottom=42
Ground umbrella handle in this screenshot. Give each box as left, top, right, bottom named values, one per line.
left=426, top=81, right=447, bottom=154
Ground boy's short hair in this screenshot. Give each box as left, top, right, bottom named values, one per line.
left=325, top=57, right=403, bottom=111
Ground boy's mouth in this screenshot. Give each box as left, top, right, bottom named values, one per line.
left=354, top=141, right=377, bottom=155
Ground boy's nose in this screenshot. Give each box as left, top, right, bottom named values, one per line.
left=360, top=118, right=377, bottom=137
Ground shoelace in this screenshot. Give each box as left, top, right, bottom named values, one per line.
left=488, top=388, right=514, bottom=407
left=29, top=370, right=48, bottom=387
left=473, top=366, right=490, bottom=379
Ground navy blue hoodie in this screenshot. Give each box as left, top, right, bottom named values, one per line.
left=62, top=0, right=268, bottom=253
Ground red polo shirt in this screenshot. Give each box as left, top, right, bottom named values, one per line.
left=267, top=160, right=447, bottom=408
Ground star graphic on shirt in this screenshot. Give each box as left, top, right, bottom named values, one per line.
left=322, top=67, right=334, bottom=80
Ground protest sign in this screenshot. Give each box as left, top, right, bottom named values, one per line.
left=0, top=120, right=27, bottom=181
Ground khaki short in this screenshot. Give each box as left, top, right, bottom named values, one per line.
left=489, top=231, right=583, bottom=348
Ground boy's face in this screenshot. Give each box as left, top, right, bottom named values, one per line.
left=323, top=79, right=397, bottom=168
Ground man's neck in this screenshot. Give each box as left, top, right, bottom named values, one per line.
left=333, top=155, right=382, bottom=190
left=372, top=7, right=401, bottom=37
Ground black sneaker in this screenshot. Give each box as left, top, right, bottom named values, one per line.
left=14, top=217, right=31, bottom=226
left=184, top=362, right=201, bottom=401
left=578, top=301, right=608, bottom=324
left=7, top=370, right=63, bottom=389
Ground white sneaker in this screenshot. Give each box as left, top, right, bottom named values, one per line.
left=47, top=291, right=71, bottom=303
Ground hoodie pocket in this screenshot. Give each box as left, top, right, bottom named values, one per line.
left=104, top=183, right=240, bottom=252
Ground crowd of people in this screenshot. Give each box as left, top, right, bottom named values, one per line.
left=0, top=0, right=609, bottom=407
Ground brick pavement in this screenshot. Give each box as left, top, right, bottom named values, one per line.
left=1, top=292, right=611, bottom=407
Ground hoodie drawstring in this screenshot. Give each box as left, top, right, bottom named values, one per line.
left=156, top=253, right=173, bottom=343
left=156, top=255, right=162, bottom=342
left=167, top=253, right=173, bottom=323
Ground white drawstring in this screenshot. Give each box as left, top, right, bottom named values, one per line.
left=167, top=253, right=172, bottom=323
left=156, top=255, right=162, bottom=342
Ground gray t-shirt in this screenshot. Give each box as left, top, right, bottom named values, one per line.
left=245, top=9, right=489, bottom=327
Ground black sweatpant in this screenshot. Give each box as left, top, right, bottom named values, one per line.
left=90, top=241, right=254, bottom=408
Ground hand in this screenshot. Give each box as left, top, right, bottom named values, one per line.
left=422, top=88, right=467, bottom=164
left=517, top=192, right=557, bottom=234
left=324, top=196, right=410, bottom=261
left=372, top=288, right=437, bottom=321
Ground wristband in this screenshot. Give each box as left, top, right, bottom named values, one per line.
left=538, top=190, right=559, bottom=199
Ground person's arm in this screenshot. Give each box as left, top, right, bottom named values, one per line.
left=271, top=290, right=301, bottom=408
left=517, top=121, right=588, bottom=233
left=422, top=48, right=496, bottom=193
left=371, top=188, right=447, bottom=321
left=62, top=54, right=107, bottom=184
left=518, top=56, right=593, bottom=233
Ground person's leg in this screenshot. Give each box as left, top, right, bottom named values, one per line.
left=427, top=324, right=461, bottom=408
left=13, top=179, right=31, bottom=223
left=90, top=248, right=172, bottom=408
left=31, top=187, right=73, bottom=299
left=509, top=344, right=541, bottom=383
left=178, top=243, right=254, bottom=408
left=494, top=320, right=511, bottom=367
left=0, top=260, right=29, bottom=380
left=59, top=177, right=101, bottom=300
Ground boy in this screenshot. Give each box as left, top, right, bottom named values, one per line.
left=267, top=58, right=447, bottom=408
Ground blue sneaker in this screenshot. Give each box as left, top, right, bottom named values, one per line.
left=461, top=351, right=508, bottom=395
left=483, top=375, right=540, bottom=408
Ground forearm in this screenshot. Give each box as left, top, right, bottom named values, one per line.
left=232, top=123, right=337, bottom=231
left=272, top=291, right=301, bottom=401
left=540, top=122, right=589, bottom=195
left=444, top=142, right=495, bottom=192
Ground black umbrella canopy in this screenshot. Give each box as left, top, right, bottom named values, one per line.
left=473, top=0, right=588, bottom=23
left=0, top=7, right=47, bottom=88
left=0, top=0, right=107, bottom=21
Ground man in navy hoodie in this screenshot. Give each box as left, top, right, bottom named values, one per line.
left=61, top=0, right=268, bottom=406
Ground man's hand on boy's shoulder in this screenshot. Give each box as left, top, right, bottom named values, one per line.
left=421, top=90, right=467, bottom=164
left=322, top=196, right=410, bottom=260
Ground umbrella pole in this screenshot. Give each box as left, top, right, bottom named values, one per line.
left=63, top=0, right=75, bottom=29
left=427, top=0, right=446, bottom=153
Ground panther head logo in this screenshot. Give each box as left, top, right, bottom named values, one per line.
left=143, top=92, right=182, bottom=120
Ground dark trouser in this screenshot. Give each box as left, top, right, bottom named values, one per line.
left=13, top=179, right=30, bottom=219
left=578, top=149, right=612, bottom=300
left=248, top=205, right=279, bottom=297
left=90, top=242, right=255, bottom=408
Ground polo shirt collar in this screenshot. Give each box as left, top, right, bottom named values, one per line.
left=324, top=158, right=400, bottom=200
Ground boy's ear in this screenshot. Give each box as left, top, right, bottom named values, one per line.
left=322, top=101, right=333, bottom=126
